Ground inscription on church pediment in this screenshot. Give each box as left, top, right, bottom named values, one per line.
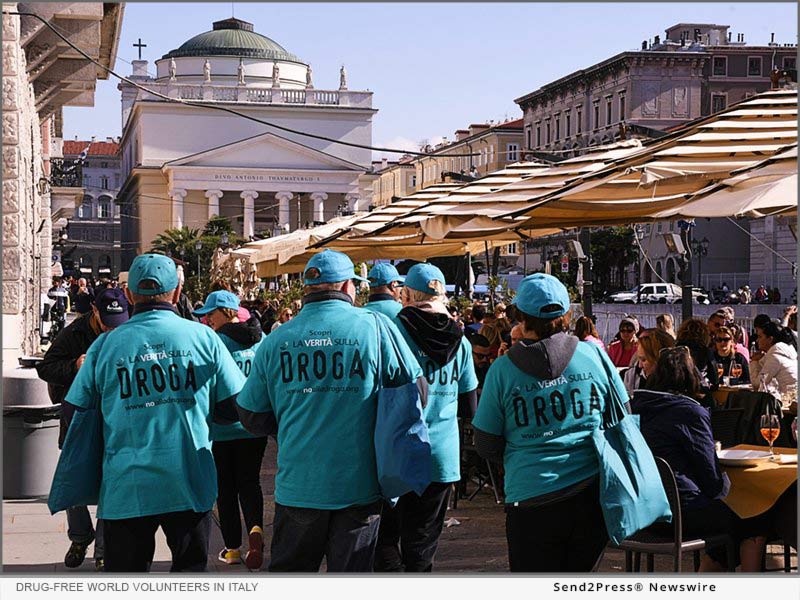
left=212, top=173, right=321, bottom=183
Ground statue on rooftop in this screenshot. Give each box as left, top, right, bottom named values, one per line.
left=237, top=58, right=246, bottom=84
left=203, top=59, right=211, bottom=82
left=339, top=64, right=347, bottom=90
left=169, top=57, right=177, bottom=81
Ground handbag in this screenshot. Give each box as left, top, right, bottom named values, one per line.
left=591, top=347, right=672, bottom=545
left=372, top=314, right=432, bottom=500
left=48, top=337, right=108, bottom=515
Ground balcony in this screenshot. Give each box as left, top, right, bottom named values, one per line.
left=49, top=158, right=83, bottom=188
left=134, top=82, right=373, bottom=109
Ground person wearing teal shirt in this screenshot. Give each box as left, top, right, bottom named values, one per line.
left=64, top=254, right=246, bottom=572
left=363, top=262, right=404, bottom=319
left=235, top=250, right=426, bottom=572
left=374, top=263, right=478, bottom=573
left=193, top=290, right=267, bottom=571
left=472, top=273, right=627, bottom=572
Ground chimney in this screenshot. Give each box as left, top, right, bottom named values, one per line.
left=381, top=157, right=388, bottom=170
left=654, top=35, right=660, bottom=46
left=680, top=37, right=685, bottom=47
left=771, top=32, right=775, bottom=44
left=728, top=31, right=732, bottom=42
left=91, top=135, right=96, bottom=142
left=641, top=40, right=647, bottom=50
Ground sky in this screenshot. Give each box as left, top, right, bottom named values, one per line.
left=63, top=2, right=798, bottom=158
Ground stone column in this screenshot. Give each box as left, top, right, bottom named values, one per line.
left=170, top=188, right=187, bottom=229
left=310, top=192, right=328, bottom=224
left=205, top=189, right=223, bottom=220
left=276, top=191, right=293, bottom=231
left=240, top=190, right=258, bottom=239
left=345, top=192, right=361, bottom=213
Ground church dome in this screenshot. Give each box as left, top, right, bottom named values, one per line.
left=162, top=18, right=304, bottom=63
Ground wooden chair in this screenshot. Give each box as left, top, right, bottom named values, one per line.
left=710, top=408, right=745, bottom=448
left=613, top=457, right=736, bottom=572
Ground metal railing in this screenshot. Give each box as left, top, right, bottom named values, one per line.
left=49, top=158, right=82, bottom=187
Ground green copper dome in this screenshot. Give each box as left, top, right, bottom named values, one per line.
left=163, top=18, right=304, bottom=63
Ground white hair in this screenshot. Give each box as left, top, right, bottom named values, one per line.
left=176, top=264, right=185, bottom=285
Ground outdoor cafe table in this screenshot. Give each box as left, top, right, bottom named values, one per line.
left=722, top=444, right=798, bottom=519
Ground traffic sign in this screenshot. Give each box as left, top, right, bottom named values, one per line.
left=561, top=255, right=569, bottom=273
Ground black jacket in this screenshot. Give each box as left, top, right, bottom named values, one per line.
left=35, top=312, right=100, bottom=447
left=630, top=389, right=730, bottom=511
left=176, top=292, right=199, bottom=322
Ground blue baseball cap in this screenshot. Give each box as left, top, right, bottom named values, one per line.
left=128, top=253, right=180, bottom=295
left=368, top=263, right=405, bottom=288
left=93, top=288, right=129, bottom=328
left=193, top=290, right=240, bottom=316
left=512, top=273, right=571, bottom=318
left=404, top=263, right=446, bottom=295
left=303, top=250, right=367, bottom=285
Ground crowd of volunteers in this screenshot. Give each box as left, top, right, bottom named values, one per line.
left=39, top=251, right=798, bottom=573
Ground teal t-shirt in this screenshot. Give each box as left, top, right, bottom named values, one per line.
left=65, top=309, right=246, bottom=519
left=364, top=299, right=402, bottom=320
left=213, top=332, right=265, bottom=442
left=473, top=340, right=627, bottom=504
left=237, top=300, right=422, bottom=510
left=395, top=324, right=478, bottom=483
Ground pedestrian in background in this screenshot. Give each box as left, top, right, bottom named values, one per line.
left=607, top=316, right=639, bottom=368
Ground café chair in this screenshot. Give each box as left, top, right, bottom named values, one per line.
left=613, top=457, right=736, bottom=572
left=710, top=408, right=745, bottom=448
left=725, top=391, right=782, bottom=446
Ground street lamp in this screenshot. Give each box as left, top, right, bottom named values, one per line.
left=195, top=238, right=202, bottom=277
left=691, top=237, right=709, bottom=289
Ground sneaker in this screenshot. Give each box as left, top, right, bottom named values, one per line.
left=217, top=547, right=241, bottom=565
left=64, top=541, right=91, bottom=568
left=94, top=558, right=104, bottom=572
left=244, top=526, right=264, bottom=571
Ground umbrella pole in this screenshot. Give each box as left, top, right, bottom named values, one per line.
left=484, top=241, right=494, bottom=310
left=680, top=225, right=694, bottom=321
left=580, top=228, right=593, bottom=320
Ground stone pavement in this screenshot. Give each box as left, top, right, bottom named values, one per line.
left=3, top=442, right=795, bottom=573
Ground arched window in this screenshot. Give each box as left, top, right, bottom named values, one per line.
left=78, top=195, right=93, bottom=219
left=97, top=196, right=112, bottom=219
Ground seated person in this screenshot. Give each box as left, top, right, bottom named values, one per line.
left=631, top=347, right=767, bottom=572
left=607, top=316, right=639, bottom=368
left=712, top=326, right=750, bottom=386
left=751, top=320, right=798, bottom=403
left=623, top=329, right=674, bottom=394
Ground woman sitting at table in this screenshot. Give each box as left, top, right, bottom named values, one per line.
left=712, top=326, right=750, bottom=386
left=676, top=318, right=719, bottom=402
left=623, top=329, right=674, bottom=394
left=607, top=316, right=639, bottom=368
left=750, top=321, right=798, bottom=401
left=631, top=348, right=767, bottom=572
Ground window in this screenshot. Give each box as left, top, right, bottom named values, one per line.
left=100, top=161, right=108, bottom=169
left=98, top=200, right=110, bottom=219
left=525, top=126, right=531, bottom=150
left=657, top=222, right=663, bottom=233
left=100, top=176, right=109, bottom=190
left=711, top=93, right=727, bottom=113
left=712, top=56, right=727, bottom=76
left=554, top=117, right=560, bottom=140
left=784, top=56, right=797, bottom=70
left=489, top=145, right=494, bottom=163
left=82, top=173, right=90, bottom=186
left=546, top=121, right=551, bottom=144
left=748, top=56, right=762, bottom=77
left=619, top=95, right=626, bottom=120
left=536, top=124, right=541, bottom=146
left=565, top=113, right=571, bottom=137
left=593, top=103, right=600, bottom=129
left=506, top=144, right=519, bottom=162
left=576, top=110, right=582, bottom=133
left=410, top=175, right=416, bottom=188
left=606, top=99, right=612, bottom=125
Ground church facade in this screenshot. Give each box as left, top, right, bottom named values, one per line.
left=117, top=17, right=376, bottom=267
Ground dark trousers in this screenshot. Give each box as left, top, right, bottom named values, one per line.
left=269, top=501, right=382, bottom=572
left=103, top=510, right=212, bottom=572
left=505, top=481, right=608, bottom=572
left=66, top=507, right=104, bottom=558
left=373, top=481, right=452, bottom=572
left=212, top=436, right=269, bottom=549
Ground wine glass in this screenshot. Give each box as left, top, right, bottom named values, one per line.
left=760, top=414, right=781, bottom=460
left=731, top=362, right=743, bottom=381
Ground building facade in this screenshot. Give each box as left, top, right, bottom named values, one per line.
left=371, top=157, right=417, bottom=208
left=2, top=2, right=122, bottom=363
left=59, top=138, right=122, bottom=278
left=117, top=17, right=377, bottom=268
left=516, top=23, right=796, bottom=156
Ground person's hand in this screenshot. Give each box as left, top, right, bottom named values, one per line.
left=751, top=351, right=765, bottom=362
left=784, top=305, right=797, bottom=316
left=75, top=354, right=86, bottom=370
left=498, top=342, right=509, bottom=356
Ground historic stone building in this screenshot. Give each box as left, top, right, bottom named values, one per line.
left=117, top=17, right=377, bottom=267
left=59, top=138, right=122, bottom=278
left=516, top=22, right=797, bottom=156
left=371, top=156, right=417, bottom=208
left=2, top=2, right=123, bottom=364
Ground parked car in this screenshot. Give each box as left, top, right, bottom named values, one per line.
left=608, top=283, right=682, bottom=304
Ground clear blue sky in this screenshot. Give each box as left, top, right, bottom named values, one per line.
left=63, top=2, right=797, bottom=158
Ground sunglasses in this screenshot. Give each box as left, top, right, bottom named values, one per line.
left=472, top=350, right=492, bottom=359
left=660, top=345, right=690, bottom=356
left=715, top=337, right=732, bottom=343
